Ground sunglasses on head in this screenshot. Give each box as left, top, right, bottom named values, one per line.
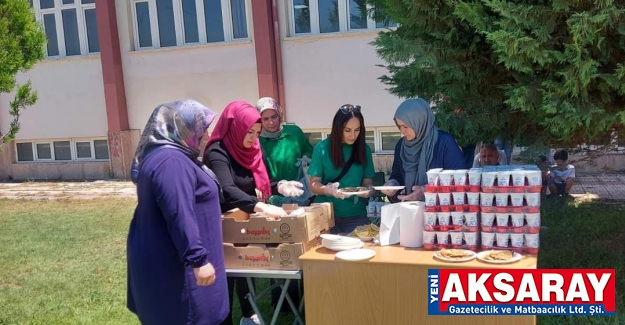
left=339, top=104, right=361, bottom=114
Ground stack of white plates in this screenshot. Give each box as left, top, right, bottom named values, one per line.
left=321, top=234, right=364, bottom=251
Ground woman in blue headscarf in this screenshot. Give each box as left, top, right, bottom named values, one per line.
left=382, top=98, right=465, bottom=201
left=126, top=99, right=229, bottom=325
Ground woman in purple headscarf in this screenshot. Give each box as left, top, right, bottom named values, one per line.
left=126, top=99, right=229, bottom=325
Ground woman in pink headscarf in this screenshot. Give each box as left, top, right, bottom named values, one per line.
left=203, top=100, right=300, bottom=325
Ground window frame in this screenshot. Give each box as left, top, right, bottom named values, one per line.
left=302, top=127, right=406, bottom=154
left=130, top=0, right=251, bottom=51
left=287, top=0, right=397, bottom=37
left=14, top=138, right=110, bottom=163
left=377, top=128, right=402, bottom=154
left=33, top=0, right=99, bottom=58
left=74, top=140, right=95, bottom=160
left=35, top=142, right=55, bottom=161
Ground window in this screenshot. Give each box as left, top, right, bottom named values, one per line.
left=131, top=0, right=249, bottom=50
left=15, top=139, right=110, bottom=162
left=303, top=128, right=402, bottom=154
left=304, top=131, right=326, bottom=147
left=380, top=131, right=401, bottom=152
left=288, top=0, right=396, bottom=36
left=365, top=130, right=375, bottom=152
left=34, top=0, right=100, bottom=58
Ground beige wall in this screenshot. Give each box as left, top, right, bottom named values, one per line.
left=0, top=57, right=107, bottom=140
left=114, top=0, right=259, bottom=130
left=275, top=0, right=403, bottom=129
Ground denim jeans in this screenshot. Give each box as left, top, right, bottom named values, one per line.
left=330, top=216, right=371, bottom=234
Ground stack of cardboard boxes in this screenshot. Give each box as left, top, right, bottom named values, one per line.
left=221, top=203, right=335, bottom=270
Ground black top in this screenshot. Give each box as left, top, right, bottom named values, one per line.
left=204, top=140, right=277, bottom=214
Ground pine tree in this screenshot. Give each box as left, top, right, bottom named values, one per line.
left=366, top=0, right=625, bottom=153
left=0, top=0, right=46, bottom=148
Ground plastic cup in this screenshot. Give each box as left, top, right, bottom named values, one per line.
left=423, top=231, right=436, bottom=250
left=375, top=202, right=385, bottom=216
left=481, top=232, right=495, bottom=248
left=438, top=192, right=452, bottom=206
left=424, top=192, right=438, bottom=207
left=466, top=192, right=480, bottom=206
left=463, top=232, right=477, bottom=248
left=510, top=213, right=525, bottom=228
left=438, top=212, right=451, bottom=231
left=450, top=212, right=464, bottom=229
left=510, top=193, right=525, bottom=207
left=525, top=213, right=541, bottom=233
left=450, top=231, right=463, bottom=248
left=496, top=233, right=510, bottom=247
left=495, top=193, right=509, bottom=207
left=498, top=171, right=512, bottom=187
left=525, top=233, right=540, bottom=253
left=481, top=172, right=497, bottom=187
left=525, top=213, right=540, bottom=227
left=436, top=231, right=450, bottom=247
left=510, top=233, right=524, bottom=248
left=511, top=171, right=527, bottom=187
left=438, top=171, right=453, bottom=186
left=453, top=170, right=468, bottom=186
left=526, top=170, right=542, bottom=186
left=481, top=192, right=495, bottom=206
left=452, top=192, right=466, bottom=205
left=468, top=169, right=482, bottom=186
left=367, top=203, right=376, bottom=217
left=464, top=212, right=478, bottom=229
left=481, top=212, right=495, bottom=227
left=426, top=170, right=440, bottom=186
left=424, top=212, right=438, bottom=230
left=525, top=193, right=541, bottom=207
left=496, top=213, right=510, bottom=228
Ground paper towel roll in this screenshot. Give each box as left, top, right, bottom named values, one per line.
left=399, top=202, right=425, bottom=248
left=379, top=203, right=401, bottom=246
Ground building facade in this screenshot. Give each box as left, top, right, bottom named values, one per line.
left=0, top=0, right=406, bottom=181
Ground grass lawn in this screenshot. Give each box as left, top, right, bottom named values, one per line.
left=0, top=197, right=623, bottom=325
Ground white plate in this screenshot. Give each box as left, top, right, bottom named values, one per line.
left=476, top=250, right=522, bottom=264
left=335, top=248, right=376, bottom=261
left=373, top=186, right=405, bottom=191
left=433, top=249, right=477, bottom=263
left=324, top=241, right=365, bottom=252
left=320, top=234, right=362, bottom=244
left=338, top=190, right=371, bottom=196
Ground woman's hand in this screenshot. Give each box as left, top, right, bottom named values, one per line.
left=259, top=203, right=288, bottom=219
left=193, top=263, right=216, bottom=286
left=357, top=184, right=375, bottom=198
left=277, top=180, right=304, bottom=197
left=324, top=182, right=348, bottom=199
left=381, top=179, right=401, bottom=196
left=397, top=185, right=425, bottom=202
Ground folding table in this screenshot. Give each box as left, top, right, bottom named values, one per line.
left=226, top=269, right=305, bottom=325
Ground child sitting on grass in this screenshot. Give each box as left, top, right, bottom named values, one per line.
left=548, top=150, right=575, bottom=197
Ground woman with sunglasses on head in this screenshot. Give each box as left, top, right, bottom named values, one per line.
left=381, top=98, right=465, bottom=202
left=308, top=104, right=376, bottom=234
left=203, top=100, right=302, bottom=325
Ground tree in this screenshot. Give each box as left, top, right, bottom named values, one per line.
left=365, top=0, right=625, bottom=159
left=0, top=0, right=46, bottom=149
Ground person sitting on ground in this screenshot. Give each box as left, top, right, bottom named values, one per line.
left=472, top=143, right=507, bottom=167
left=548, top=150, right=575, bottom=197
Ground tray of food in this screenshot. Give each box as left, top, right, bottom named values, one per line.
left=346, top=224, right=380, bottom=242
left=338, top=187, right=371, bottom=196
left=476, top=249, right=522, bottom=264
left=433, top=249, right=477, bottom=262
